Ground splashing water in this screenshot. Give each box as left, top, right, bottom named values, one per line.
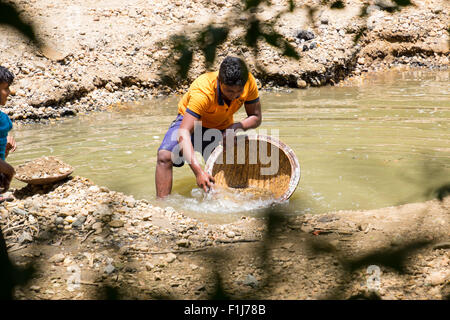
left=164, top=185, right=282, bottom=215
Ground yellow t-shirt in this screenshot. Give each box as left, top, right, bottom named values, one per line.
left=177, top=71, right=259, bottom=130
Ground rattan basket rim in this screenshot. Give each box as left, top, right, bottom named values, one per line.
left=205, top=134, right=300, bottom=202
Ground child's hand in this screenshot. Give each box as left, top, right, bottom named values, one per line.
left=5, top=136, right=16, bottom=158
left=0, top=173, right=11, bottom=193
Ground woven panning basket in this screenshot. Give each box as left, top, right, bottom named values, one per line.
left=205, top=135, right=300, bottom=202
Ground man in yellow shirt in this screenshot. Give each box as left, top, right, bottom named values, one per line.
left=156, top=56, right=262, bottom=198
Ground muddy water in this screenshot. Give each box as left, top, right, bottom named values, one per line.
left=8, top=69, right=450, bottom=224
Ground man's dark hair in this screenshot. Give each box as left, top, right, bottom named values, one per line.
left=218, top=56, right=249, bottom=87
left=0, top=66, right=14, bottom=85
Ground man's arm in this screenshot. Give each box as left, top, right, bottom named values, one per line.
left=178, top=113, right=215, bottom=192
left=226, top=100, right=262, bottom=132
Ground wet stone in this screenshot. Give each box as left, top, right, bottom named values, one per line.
left=296, top=30, right=315, bottom=41
left=12, top=208, right=29, bottom=216
left=104, top=264, right=115, bottom=274
left=109, top=220, right=125, bottom=228
left=72, top=216, right=87, bottom=228
left=55, top=217, right=64, bottom=225
left=243, top=274, right=258, bottom=288
left=49, top=253, right=65, bottom=263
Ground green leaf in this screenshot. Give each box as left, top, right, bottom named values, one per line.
left=245, top=20, right=260, bottom=47
left=392, top=0, right=413, bottom=7
left=262, top=32, right=281, bottom=48
left=282, top=41, right=300, bottom=59
left=288, top=0, right=295, bottom=12
left=170, top=35, right=194, bottom=79
left=353, top=27, right=367, bottom=44
left=330, top=1, right=345, bottom=9
left=244, top=0, right=263, bottom=10
left=0, top=1, right=38, bottom=44
left=261, top=31, right=300, bottom=60
left=359, top=4, right=369, bottom=17
left=197, top=25, right=229, bottom=66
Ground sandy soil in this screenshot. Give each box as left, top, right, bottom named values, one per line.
left=1, top=176, right=448, bottom=300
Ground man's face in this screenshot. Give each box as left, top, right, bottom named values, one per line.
left=0, top=82, right=11, bottom=106
left=219, top=82, right=244, bottom=102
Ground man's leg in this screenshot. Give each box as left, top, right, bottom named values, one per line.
left=155, top=150, right=174, bottom=198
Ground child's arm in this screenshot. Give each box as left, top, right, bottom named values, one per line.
left=0, top=159, right=15, bottom=192
left=5, top=135, right=16, bottom=158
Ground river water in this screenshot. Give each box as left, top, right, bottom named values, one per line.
left=8, top=69, right=450, bottom=224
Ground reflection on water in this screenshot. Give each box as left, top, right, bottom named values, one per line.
left=8, top=69, right=450, bottom=224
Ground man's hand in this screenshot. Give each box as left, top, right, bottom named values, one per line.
left=5, top=136, right=16, bottom=158
left=196, top=170, right=215, bottom=193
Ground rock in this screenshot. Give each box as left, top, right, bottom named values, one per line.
left=309, top=42, right=318, bottom=50
left=49, top=253, right=65, bottom=264
left=145, top=262, right=154, bottom=271
left=165, top=207, right=176, bottom=215
left=296, top=30, right=315, bottom=41
left=88, top=186, right=100, bottom=193
left=142, top=212, right=152, bottom=221
left=281, top=243, right=294, bottom=250
left=18, top=231, right=33, bottom=244
left=119, top=246, right=129, bottom=255
left=124, top=197, right=136, bottom=207
left=358, top=57, right=366, bottom=64
left=297, top=79, right=307, bottom=88
left=176, top=239, right=190, bottom=247
left=441, top=282, right=450, bottom=299
left=105, top=83, right=114, bottom=93
left=427, top=272, right=448, bottom=286
left=255, top=78, right=262, bottom=89
left=92, top=222, right=102, bottom=230
left=124, top=266, right=137, bottom=273
left=30, top=286, right=41, bottom=292
left=300, top=225, right=314, bottom=233
left=37, top=230, right=53, bottom=241
left=109, top=220, right=124, bottom=228
left=166, top=253, right=177, bottom=263
left=329, top=240, right=340, bottom=248
left=318, top=215, right=339, bottom=223
left=226, top=231, right=236, bottom=238
left=12, top=208, right=28, bottom=216
left=433, top=242, right=450, bottom=250
left=65, top=216, right=75, bottom=223
left=104, top=264, right=115, bottom=274
left=72, top=216, right=87, bottom=228
left=243, top=274, right=258, bottom=288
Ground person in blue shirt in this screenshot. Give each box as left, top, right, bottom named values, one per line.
left=0, top=66, right=17, bottom=198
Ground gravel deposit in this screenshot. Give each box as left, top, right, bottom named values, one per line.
left=0, top=0, right=448, bottom=122
left=0, top=176, right=448, bottom=300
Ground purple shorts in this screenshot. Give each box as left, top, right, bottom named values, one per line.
left=158, top=114, right=224, bottom=167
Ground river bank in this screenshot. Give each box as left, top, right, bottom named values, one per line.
left=0, top=0, right=448, bottom=122
left=1, top=176, right=448, bottom=299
